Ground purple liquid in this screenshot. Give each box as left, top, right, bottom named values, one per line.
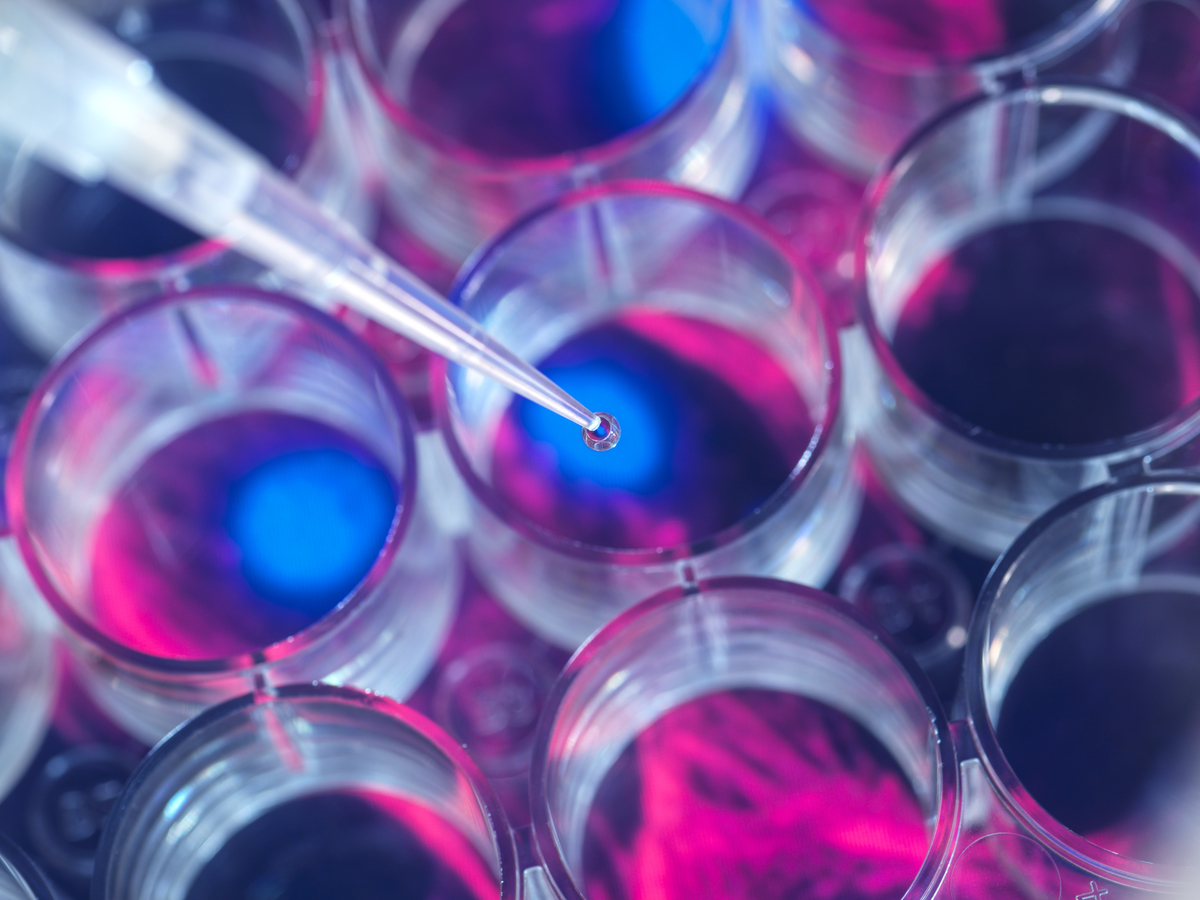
left=184, top=790, right=498, bottom=900
left=797, top=0, right=1089, bottom=61
left=581, top=689, right=930, bottom=900
left=402, top=0, right=720, bottom=157
left=890, top=217, right=1200, bottom=445
left=89, top=411, right=399, bottom=660
left=997, top=591, right=1200, bottom=862
left=7, top=55, right=311, bottom=260
left=489, top=309, right=815, bottom=550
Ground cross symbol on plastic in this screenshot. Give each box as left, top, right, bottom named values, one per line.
left=1077, top=881, right=1108, bottom=900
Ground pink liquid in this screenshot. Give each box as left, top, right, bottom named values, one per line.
left=581, top=689, right=930, bottom=900
left=88, top=411, right=399, bottom=660
left=489, top=309, right=815, bottom=550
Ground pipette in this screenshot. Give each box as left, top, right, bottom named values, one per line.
left=0, top=0, right=619, bottom=446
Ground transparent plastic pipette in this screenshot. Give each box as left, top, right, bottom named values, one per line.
left=0, top=0, right=613, bottom=438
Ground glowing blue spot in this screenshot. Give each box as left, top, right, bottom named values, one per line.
left=621, top=0, right=713, bottom=119
left=519, top=360, right=670, bottom=492
left=597, top=0, right=720, bottom=130
left=227, top=449, right=396, bottom=613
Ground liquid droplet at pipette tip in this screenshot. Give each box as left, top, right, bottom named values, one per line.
left=583, top=411, right=621, bottom=451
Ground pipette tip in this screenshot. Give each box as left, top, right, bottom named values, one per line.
left=583, top=412, right=620, bottom=452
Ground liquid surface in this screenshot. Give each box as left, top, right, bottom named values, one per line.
left=184, top=791, right=498, bottom=900
left=8, top=53, right=311, bottom=260
left=796, top=0, right=1088, bottom=61
left=581, top=689, right=930, bottom=900
left=399, top=0, right=722, bottom=157
left=490, top=309, right=815, bottom=549
left=998, top=590, right=1200, bottom=861
left=89, top=411, right=398, bottom=659
left=583, top=411, right=622, bottom=451
left=890, top=217, right=1200, bottom=445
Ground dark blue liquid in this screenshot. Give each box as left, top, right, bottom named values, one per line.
left=405, top=0, right=722, bottom=157
left=798, top=0, right=1089, bottom=60
left=184, top=791, right=498, bottom=900
left=7, top=56, right=310, bottom=260
left=999, top=0, right=1091, bottom=45
left=90, top=411, right=398, bottom=660
left=581, top=689, right=928, bottom=900
left=997, top=591, right=1200, bottom=860
left=890, top=218, right=1200, bottom=445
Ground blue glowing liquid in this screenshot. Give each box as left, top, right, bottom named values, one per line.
left=227, top=449, right=397, bottom=613
left=89, top=411, right=398, bottom=660
left=406, top=0, right=722, bottom=157
left=490, top=310, right=814, bottom=550
left=184, top=791, right=498, bottom=900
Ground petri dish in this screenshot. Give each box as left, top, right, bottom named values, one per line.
left=7, top=287, right=457, bottom=741
left=94, top=684, right=517, bottom=900
left=531, top=578, right=958, bottom=900
left=853, top=82, right=1200, bottom=556
left=968, top=474, right=1200, bottom=887
left=435, top=182, right=859, bottom=648
left=341, top=0, right=763, bottom=263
